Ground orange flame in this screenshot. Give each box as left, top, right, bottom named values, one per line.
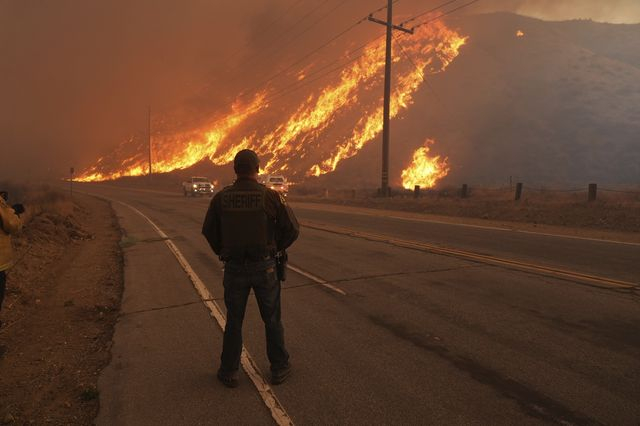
left=309, top=21, right=466, bottom=177
left=516, top=30, right=525, bottom=37
left=401, top=139, right=450, bottom=189
left=78, top=94, right=266, bottom=182
left=78, top=18, right=467, bottom=183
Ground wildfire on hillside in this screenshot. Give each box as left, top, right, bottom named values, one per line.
left=401, top=139, right=450, bottom=189
left=78, top=19, right=467, bottom=184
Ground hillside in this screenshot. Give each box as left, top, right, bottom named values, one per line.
left=101, top=12, right=640, bottom=190
left=313, top=12, right=640, bottom=188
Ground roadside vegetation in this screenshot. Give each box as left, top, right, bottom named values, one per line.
left=290, top=185, right=640, bottom=234
left=0, top=182, right=123, bottom=425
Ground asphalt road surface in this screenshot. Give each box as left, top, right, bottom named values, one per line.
left=81, top=184, right=640, bottom=426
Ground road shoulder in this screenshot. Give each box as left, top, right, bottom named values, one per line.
left=0, top=193, right=123, bottom=424
left=97, top=199, right=272, bottom=425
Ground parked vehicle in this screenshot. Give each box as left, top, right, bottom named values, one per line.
left=182, top=176, right=214, bottom=196
left=261, top=175, right=289, bottom=196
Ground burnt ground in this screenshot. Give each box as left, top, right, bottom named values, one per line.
left=0, top=193, right=123, bottom=425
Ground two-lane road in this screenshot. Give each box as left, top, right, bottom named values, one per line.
left=84, top=184, right=640, bottom=425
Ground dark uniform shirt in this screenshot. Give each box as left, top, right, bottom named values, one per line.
left=202, top=177, right=299, bottom=259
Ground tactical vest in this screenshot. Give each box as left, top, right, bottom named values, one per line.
left=219, top=185, right=275, bottom=261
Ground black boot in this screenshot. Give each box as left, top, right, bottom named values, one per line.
left=271, top=363, right=291, bottom=385
left=217, top=369, right=239, bottom=388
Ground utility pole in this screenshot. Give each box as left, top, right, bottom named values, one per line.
left=368, top=0, right=413, bottom=197
left=148, top=105, right=152, bottom=178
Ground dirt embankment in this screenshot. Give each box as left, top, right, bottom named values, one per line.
left=0, top=189, right=123, bottom=425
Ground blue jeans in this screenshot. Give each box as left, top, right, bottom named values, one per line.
left=220, top=260, right=289, bottom=373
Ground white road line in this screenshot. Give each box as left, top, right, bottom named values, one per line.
left=117, top=200, right=294, bottom=426
left=287, top=264, right=347, bottom=296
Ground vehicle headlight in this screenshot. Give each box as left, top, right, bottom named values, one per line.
left=193, top=184, right=197, bottom=188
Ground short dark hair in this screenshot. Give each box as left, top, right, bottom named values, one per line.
left=233, top=149, right=260, bottom=176
left=234, top=163, right=258, bottom=175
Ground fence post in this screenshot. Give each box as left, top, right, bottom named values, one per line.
left=323, top=188, right=329, bottom=198
left=515, top=182, right=523, bottom=201
left=413, top=185, right=420, bottom=199
left=588, top=183, right=597, bottom=202
left=461, top=184, right=468, bottom=198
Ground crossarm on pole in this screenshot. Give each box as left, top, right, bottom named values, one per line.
left=367, top=16, right=414, bottom=34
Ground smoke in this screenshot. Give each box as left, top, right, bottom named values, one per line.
left=1, top=0, right=639, bottom=181
left=474, top=0, right=640, bottom=24
left=0, top=0, right=376, bottom=179
left=0, top=0, right=267, bottom=179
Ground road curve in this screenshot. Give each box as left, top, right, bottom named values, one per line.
left=84, top=184, right=640, bottom=425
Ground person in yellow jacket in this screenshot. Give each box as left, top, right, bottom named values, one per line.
left=0, top=191, right=23, bottom=328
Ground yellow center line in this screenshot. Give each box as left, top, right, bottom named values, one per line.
left=301, top=220, right=638, bottom=290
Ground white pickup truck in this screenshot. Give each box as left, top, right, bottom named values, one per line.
left=182, top=176, right=214, bottom=197
left=261, top=174, right=289, bottom=196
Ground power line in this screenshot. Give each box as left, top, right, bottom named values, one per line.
left=400, top=0, right=460, bottom=26
left=236, top=0, right=355, bottom=97
left=126, top=1, right=376, bottom=132
left=190, top=0, right=307, bottom=95
left=392, top=33, right=442, bottom=102
left=238, top=0, right=400, bottom=81
left=367, top=0, right=414, bottom=196
left=256, top=27, right=397, bottom=106
left=237, top=1, right=403, bottom=100
left=141, top=0, right=477, bottom=151
left=260, top=0, right=334, bottom=47
left=411, top=0, right=481, bottom=30
left=251, top=0, right=473, bottom=117
left=175, top=0, right=478, bottom=120
left=392, top=31, right=479, bottom=157
left=370, top=0, right=401, bottom=17
left=88, top=0, right=485, bottom=178
left=243, top=0, right=480, bottom=110
left=260, top=50, right=369, bottom=105
left=235, top=0, right=478, bottom=104
left=265, top=0, right=344, bottom=54
left=229, top=0, right=335, bottom=73
left=253, top=0, right=306, bottom=38
left=236, top=37, right=379, bottom=109
left=223, top=0, right=306, bottom=65
left=201, top=0, right=337, bottom=94
left=184, top=0, right=400, bottom=107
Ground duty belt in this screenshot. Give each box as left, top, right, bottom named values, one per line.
left=222, top=255, right=273, bottom=264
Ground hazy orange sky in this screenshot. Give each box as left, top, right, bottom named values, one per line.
left=1, top=0, right=639, bottom=179
left=479, top=0, right=640, bottom=23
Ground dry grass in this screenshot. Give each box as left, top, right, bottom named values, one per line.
left=0, top=187, right=123, bottom=425
left=0, top=181, right=75, bottom=225
left=290, top=185, right=640, bottom=233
